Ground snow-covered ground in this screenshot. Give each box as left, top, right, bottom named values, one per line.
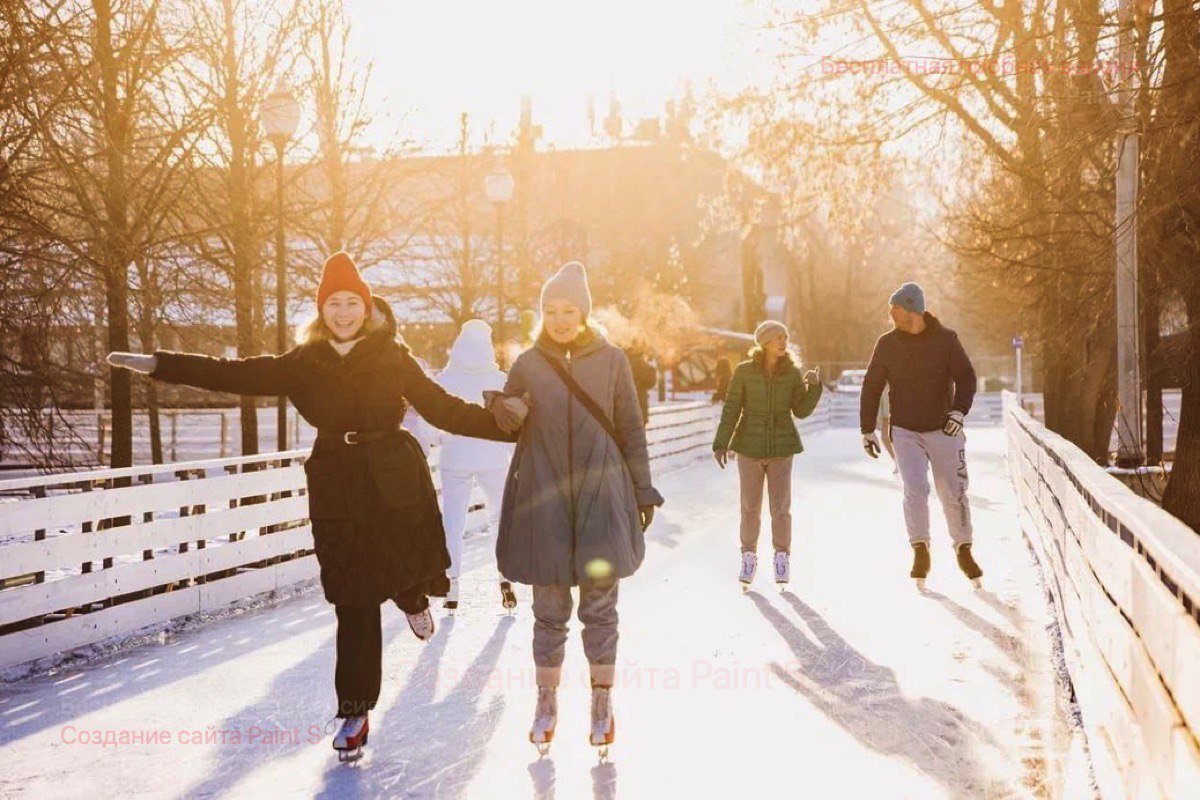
left=0, top=428, right=1091, bottom=799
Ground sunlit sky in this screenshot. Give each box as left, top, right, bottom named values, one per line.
left=345, top=0, right=775, bottom=152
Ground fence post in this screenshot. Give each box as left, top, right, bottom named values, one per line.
left=170, top=412, right=178, bottom=462
left=220, top=412, right=228, bottom=458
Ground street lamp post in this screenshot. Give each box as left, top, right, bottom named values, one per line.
left=484, top=169, right=515, bottom=346
left=260, top=82, right=300, bottom=452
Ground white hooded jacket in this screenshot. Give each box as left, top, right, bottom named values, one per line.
left=431, top=320, right=514, bottom=472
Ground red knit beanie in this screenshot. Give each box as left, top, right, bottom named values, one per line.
left=317, top=251, right=372, bottom=310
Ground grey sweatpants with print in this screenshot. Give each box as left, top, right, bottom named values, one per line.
left=892, top=426, right=973, bottom=546
left=532, top=581, right=619, bottom=687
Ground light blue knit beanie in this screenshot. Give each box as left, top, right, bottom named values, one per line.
left=888, top=282, right=926, bottom=314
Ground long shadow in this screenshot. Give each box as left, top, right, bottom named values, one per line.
left=1, top=593, right=334, bottom=746
left=922, top=590, right=1020, bottom=665
left=748, top=591, right=1004, bottom=799
left=179, top=605, right=405, bottom=799
left=315, top=615, right=515, bottom=798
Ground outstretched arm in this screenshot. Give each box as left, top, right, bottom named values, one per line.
left=401, top=350, right=518, bottom=442
left=115, top=349, right=300, bottom=397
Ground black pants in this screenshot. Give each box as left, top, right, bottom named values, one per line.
left=334, top=591, right=428, bottom=718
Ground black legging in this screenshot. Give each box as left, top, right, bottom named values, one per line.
left=334, top=592, right=428, bottom=718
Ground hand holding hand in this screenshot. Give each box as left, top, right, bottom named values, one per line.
left=639, top=506, right=655, bottom=532
left=942, top=410, right=964, bottom=436
left=489, top=391, right=531, bottom=434
left=107, top=352, right=157, bottom=374
left=862, top=432, right=881, bottom=459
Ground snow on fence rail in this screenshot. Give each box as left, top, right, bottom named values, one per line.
left=0, top=401, right=721, bottom=670
left=1003, top=392, right=1200, bottom=799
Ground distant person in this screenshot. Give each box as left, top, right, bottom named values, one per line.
left=430, top=319, right=517, bottom=614
left=859, top=282, right=982, bottom=590
left=712, top=356, right=733, bottom=403
left=711, top=321, right=822, bottom=591
left=623, top=341, right=658, bottom=427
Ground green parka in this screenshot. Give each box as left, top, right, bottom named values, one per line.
left=712, top=351, right=823, bottom=458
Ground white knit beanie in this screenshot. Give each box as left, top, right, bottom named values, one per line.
left=754, top=320, right=788, bottom=345
left=539, top=261, right=592, bottom=317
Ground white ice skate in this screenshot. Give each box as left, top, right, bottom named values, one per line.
left=774, top=551, right=790, bottom=588
left=528, top=686, right=557, bottom=757
left=332, top=714, right=368, bottom=763
left=739, top=552, right=757, bottom=591
left=444, top=578, right=460, bottom=615
left=589, top=686, right=615, bottom=760
left=406, top=607, right=436, bottom=641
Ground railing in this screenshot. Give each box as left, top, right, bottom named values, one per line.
left=0, top=401, right=723, bottom=670
left=1003, top=392, right=1200, bottom=798
left=1017, top=389, right=1181, bottom=455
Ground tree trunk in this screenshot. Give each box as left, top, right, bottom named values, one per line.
left=1162, top=292, right=1200, bottom=531
left=95, top=0, right=133, bottom=469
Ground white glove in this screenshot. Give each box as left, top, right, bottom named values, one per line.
left=862, top=432, right=881, bottom=459
left=107, top=352, right=157, bottom=374
left=942, top=410, right=964, bottom=436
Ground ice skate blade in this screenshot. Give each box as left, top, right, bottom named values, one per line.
left=970, top=577, right=983, bottom=589
left=914, top=578, right=927, bottom=591
left=336, top=746, right=364, bottom=763
left=596, top=745, right=611, bottom=762
left=740, top=581, right=752, bottom=593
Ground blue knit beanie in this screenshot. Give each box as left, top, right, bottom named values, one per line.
left=889, top=282, right=926, bottom=314
left=540, top=261, right=592, bottom=317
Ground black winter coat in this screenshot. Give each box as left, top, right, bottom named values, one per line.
left=151, top=297, right=513, bottom=607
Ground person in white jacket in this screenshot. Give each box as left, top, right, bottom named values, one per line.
left=432, top=319, right=516, bottom=613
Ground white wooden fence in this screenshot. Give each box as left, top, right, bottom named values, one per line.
left=1004, top=392, right=1200, bottom=798
left=0, top=401, right=723, bottom=670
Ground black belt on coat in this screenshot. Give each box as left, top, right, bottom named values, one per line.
left=315, top=428, right=398, bottom=446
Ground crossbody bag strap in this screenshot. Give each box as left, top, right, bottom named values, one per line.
left=535, top=349, right=625, bottom=452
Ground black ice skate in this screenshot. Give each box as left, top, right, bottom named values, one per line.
left=911, top=542, right=931, bottom=591
left=955, top=543, right=983, bottom=589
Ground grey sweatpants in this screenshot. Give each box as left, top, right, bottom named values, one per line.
left=892, top=426, right=973, bottom=546
left=532, top=581, right=619, bottom=687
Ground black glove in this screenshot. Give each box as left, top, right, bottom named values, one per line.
left=862, top=432, right=881, bottom=459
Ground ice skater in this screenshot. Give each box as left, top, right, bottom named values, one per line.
left=711, top=321, right=823, bottom=590
left=859, top=282, right=983, bottom=590
left=430, top=319, right=517, bottom=614
left=490, top=261, right=663, bottom=759
left=106, top=251, right=528, bottom=762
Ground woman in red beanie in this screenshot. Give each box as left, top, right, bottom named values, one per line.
left=108, top=251, right=528, bottom=762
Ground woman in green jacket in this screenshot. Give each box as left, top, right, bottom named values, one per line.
left=712, top=321, right=822, bottom=589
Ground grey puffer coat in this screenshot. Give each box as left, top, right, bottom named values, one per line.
left=496, top=329, right=664, bottom=587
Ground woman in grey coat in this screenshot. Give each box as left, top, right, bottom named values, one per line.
left=493, top=261, right=664, bottom=757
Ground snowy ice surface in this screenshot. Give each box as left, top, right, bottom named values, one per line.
left=0, top=428, right=1093, bottom=799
